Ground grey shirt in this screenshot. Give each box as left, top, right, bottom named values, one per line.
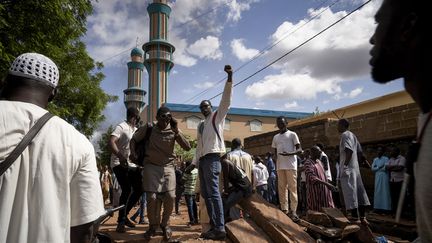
left=133, top=123, right=190, bottom=192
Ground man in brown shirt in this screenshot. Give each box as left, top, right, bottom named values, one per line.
left=130, top=106, right=191, bottom=241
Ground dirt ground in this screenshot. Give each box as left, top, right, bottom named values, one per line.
left=99, top=200, right=228, bottom=243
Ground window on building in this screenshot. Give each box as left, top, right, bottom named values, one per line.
left=224, top=118, right=231, bottom=131
left=250, top=119, right=262, bottom=132
left=186, top=116, right=201, bottom=129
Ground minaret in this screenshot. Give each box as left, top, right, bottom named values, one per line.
left=143, top=0, right=175, bottom=122
left=124, top=47, right=146, bottom=112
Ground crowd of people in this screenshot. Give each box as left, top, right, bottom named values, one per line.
left=0, top=0, right=431, bottom=242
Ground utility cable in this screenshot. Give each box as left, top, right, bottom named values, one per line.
left=182, top=0, right=337, bottom=104
left=206, top=0, right=372, bottom=102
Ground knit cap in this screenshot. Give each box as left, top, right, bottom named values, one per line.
left=9, top=53, right=59, bottom=88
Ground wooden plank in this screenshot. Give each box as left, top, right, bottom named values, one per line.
left=305, top=210, right=333, bottom=227
left=321, top=207, right=350, bottom=228
left=226, top=218, right=273, bottom=243
left=298, top=219, right=341, bottom=238
left=354, top=223, right=376, bottom=243
left=239, top=193, right=315, bottom=243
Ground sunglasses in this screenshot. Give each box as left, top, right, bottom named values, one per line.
left=159, top=113, right=172, bottom=119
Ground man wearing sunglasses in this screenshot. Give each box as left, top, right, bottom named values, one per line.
left=186, top=65, right=233, bottom=240
left=130, top=106, right=191, bottom=241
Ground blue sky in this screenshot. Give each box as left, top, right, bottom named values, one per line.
left=83, top=0, right=404, bottom=142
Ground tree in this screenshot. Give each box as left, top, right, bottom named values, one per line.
left=0, top=0, right=116, bottom=137
left=97, top=125, right=114, bottom=167
left=174, top=135, right=197, bottom=162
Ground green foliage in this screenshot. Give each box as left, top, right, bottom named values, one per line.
left=0, top=0, right=117, bottom=137
left=97, top=125, right=114, bottom=167
left=174, top=134, right=197, bottom=162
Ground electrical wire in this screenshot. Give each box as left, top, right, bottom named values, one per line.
left=181, top=0, right=337, bottom=104
left=206, top=0, right=373, bottom=102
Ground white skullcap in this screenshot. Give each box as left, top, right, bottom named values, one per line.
left=9, top=53, right=59, bottom=88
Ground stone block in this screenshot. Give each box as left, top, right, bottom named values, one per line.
left=305, top=210, right=333, bottom=227
left=226, top=218, right=273, bottom=243
left=386, top=121, right=401, bottom=131
left=401, top=118, right=417, bottom=129
left=378, top=108, right=393, bottom=115
left=386, top=113, right=402, bottom=123
left=392, top=104, right=409, bottom=112
left=402, top=109, right=420, bottom=120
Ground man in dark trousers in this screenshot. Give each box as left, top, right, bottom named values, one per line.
left=220, top=155, right=253, bottom=222
left=370, top=1, right=431, bottom=239
left=109, top=107, right=142, bottom=233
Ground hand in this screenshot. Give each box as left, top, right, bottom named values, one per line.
left=330, top=185, right=339, bottom=192
left=185, top=164, right=195, bottom=173
left=129, top=152, right=138, bottom=164
left=118, top=154, right=128, bottom=168
left=170, top=118, right=179, bottom=134
left=224, top=65, right=233, bottom=75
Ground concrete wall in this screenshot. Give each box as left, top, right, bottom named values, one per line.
left=244, top=102, right=420, bottom=198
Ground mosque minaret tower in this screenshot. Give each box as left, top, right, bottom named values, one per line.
left=142, top=0, right=175, bottom=122
left=124, top=47, right=146, bottom=112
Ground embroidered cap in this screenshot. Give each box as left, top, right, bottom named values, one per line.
left=9, top=53, right=59, bottom=88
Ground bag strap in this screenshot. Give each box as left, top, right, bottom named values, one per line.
left=0, top=112, right=54, bottom=176
left=144, top=122, right=153, bottom=142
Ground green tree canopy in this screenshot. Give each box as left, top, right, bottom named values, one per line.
left=0, top=0, right=117, bottom=137
left=174, top=135, right=197, bottom=162
left=97, top=125, right=114, bottom=167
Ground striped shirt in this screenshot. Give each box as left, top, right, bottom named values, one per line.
left=304, top=158, right=335, bottom=212
left=182, top=168, right=198, bottom=195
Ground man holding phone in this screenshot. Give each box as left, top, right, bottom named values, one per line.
left=272, top=116, right=302, bottom=221
left=130, top=106, right=191, bottom=241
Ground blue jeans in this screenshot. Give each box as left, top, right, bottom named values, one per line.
left=256, top=184, right=268, bottom=201
left=185, top=194, right=198, bottom=223
left=223, top=189, right=252, bottom=220
left=267, top=175, right=277, bottom=205
left=198, top=153, right=225, bottom=232
left=131, top=193, right=147, bottom=221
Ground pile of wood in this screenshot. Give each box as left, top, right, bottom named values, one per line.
left=225, top=194, right=376, bottom=243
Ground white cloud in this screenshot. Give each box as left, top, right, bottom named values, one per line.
left=284, top=101, right=299, bottom=109
left=255, top=101, right=265, bottom=106
left=230, top=39, right=259, bottom=61
left=227, top=0, right=260, bottom=22
left=85, top=0, right=151, bottom=66
left=171, top=34, right=197, bottom=67
left=245, top=1, right=380, bottom=101
left=348, top=87, right=363, bottom=98
left=245, top=71, right=341, bottom=100
left=188, top=36, right=223, bottom=60
left=265, top=1, right=379, bottom=80
left=194, top=81, right=216, bottom=89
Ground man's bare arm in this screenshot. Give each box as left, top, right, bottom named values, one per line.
left=109, top=136, right=127, bottom=167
